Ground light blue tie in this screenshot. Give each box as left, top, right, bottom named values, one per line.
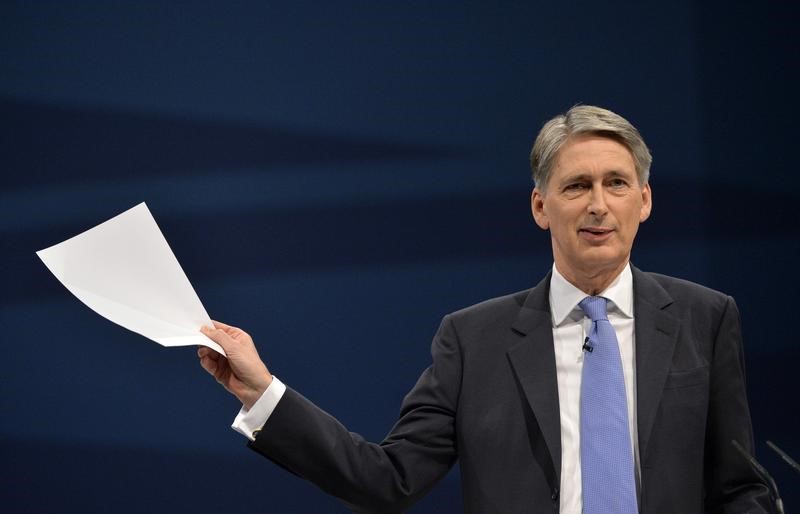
left=579, top=296, right=638, bottom=514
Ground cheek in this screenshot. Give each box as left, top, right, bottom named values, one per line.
left=620, top=213, right=643, bottom=240
left=550, top=220, right=576, bottom=244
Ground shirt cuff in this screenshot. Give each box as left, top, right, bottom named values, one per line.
left=231, top=376, right=287, bottom=441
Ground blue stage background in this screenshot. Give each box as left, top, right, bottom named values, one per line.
left=1, top=1, right=797, bottom=512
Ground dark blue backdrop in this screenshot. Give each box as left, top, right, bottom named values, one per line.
left=2, top=1, right=797, bottom=512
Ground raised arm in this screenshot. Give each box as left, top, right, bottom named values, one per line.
left=197, top=316, right=462, bottom=513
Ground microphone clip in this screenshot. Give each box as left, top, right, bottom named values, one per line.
left=583, top=337, right=594, bottom=353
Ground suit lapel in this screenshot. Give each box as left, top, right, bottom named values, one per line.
left=504, top=268, right=680, bottom=488
left=507, top=273, right=562, bottom=489
left=631, top=267, right=680, bottom=462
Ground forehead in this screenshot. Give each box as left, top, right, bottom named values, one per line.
left=552, top=134, right=636, bottom=178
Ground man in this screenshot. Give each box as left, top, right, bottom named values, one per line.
left=198, top=105, right=771, bottom=513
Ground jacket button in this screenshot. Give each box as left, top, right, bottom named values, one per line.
left=551, top=488, right=559, bottom=501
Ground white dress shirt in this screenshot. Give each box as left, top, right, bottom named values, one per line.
left=232, top=263, right=640, bottom=513
left=549, top=262, right=639, bottom=513
left=231, top=376, right=286, bottom=440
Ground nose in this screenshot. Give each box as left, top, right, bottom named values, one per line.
left=586, top=184, right=608, bottom=217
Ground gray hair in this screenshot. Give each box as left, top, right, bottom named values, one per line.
left=530, top=105, right=652, bottom=191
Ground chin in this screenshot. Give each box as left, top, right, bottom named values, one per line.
left=578, top=250, right=627, bottom=271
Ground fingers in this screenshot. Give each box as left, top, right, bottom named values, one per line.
left=211, top=320, right=234, bottom=330
left=198, top=346, right=214, bottom=375
left=201, top=325, right=236, bottom=352
left=197, top=346, right=221, bottom=362
left=199, top=351, right=232, bottom=383
left=213, top=321, right=248, bottom=341
left=208, top=320, right=248, bottom=340
left=199, top=353, right=218, bottom=374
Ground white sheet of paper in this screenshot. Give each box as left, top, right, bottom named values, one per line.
left=36, top=202, right=225, bottom=355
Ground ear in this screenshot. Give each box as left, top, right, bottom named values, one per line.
left=639, top=183, right=652, bottom=222
left=531, top=188, right=549, bottom=230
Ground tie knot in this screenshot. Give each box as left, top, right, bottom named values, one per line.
left=579, top=296, right=608, bottom=322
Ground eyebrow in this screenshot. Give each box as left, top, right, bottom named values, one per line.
left=558, top=170, right=634, bottom=184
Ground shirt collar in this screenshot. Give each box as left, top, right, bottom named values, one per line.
left=549, top=262, right=634, bottom=327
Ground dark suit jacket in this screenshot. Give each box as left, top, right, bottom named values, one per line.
left=249, top=267, right=772, bottom=513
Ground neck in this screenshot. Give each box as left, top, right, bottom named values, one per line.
left=555, top=259, right=629, bottom=296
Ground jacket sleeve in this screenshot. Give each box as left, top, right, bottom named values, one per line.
left=247, top=314, right=462, bottom=513
left=703, top=296, right=773, bottom=513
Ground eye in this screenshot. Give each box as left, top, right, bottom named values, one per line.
left=608, top=177, right=628, bottom=188
left=564, top=182, right=588, bottom=192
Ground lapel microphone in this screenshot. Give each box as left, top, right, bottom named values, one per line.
left=582, top=336, right=594, bottom=353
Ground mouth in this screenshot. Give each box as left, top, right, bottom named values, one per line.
left=578, top=226, right=614, bottom=242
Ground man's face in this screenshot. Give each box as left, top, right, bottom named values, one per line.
left=531, top=134, right=652, bottom=284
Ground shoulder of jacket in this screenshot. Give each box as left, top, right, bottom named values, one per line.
left=444, top=288, right=532, bottom=322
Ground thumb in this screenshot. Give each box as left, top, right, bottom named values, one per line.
left=201, top=325, right=235, bottom=354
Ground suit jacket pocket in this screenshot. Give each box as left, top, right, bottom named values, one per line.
left=663, top=366, right=709, bottom=390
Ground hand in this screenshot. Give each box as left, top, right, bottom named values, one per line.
left=198, top=320, right=273, bottom=410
